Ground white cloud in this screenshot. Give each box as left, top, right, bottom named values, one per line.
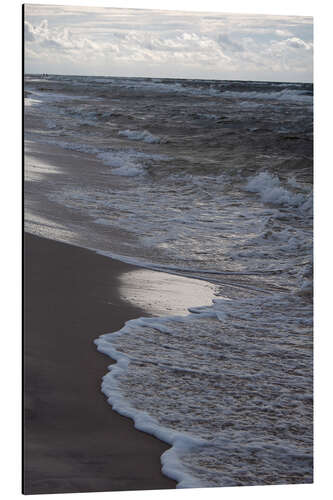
left=24, top=21, right=35, bottom=42
left=275, top=29, right=292, bottom=37
left=24, top=5, right=313, bottom=82
left=285, top=37, right=312, bottom=50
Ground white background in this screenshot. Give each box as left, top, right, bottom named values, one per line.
left=1, top=1, right=331, bottom=499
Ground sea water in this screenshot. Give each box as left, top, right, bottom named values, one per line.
left=24, top=74, right=313, bottom=487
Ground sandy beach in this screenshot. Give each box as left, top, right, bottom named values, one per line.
left=23, top=232, right=177, bottom=494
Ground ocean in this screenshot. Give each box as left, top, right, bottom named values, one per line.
left=24, top=74, right=313, bottom=488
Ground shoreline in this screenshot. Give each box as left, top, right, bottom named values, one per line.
left=23, top=232, right=177, bottom=494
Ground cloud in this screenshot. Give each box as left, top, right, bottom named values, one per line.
left=24, top=5, right=313, bottom=82
left=285, top=37, right=312, bottom=50
left=24, top=21, right=35, bottom=42
left=25, top=17, right=231, bottom=67
left=275, top=29, right=292, bottom=37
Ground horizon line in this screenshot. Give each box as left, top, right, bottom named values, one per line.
left=24, top=71, right=313, bottom=85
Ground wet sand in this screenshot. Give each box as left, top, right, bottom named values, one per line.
left=23, top=232, right=176, bottom=494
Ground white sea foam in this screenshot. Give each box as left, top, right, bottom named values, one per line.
left=97, top=149, right=168, bottom=175
left=43, top=139, right=169, bottom=177
left=245, top=171, right=311, bottom=209
left=24, top=96, right=43, bottom=107
left=96, top=151, right=146, bottom=176
left=94, top=291, right=312, bottom=487
left=118, top=129, right=166, bottom=144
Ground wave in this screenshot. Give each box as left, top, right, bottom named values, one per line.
left=24, top=96, right=43, bottom=107
left=221, top=88, right=312, bottom=103
left=118, top=129, right=167, bottom=144
left=244, top=171, right=312, bottom=211
left=43, top=139, right=169, bottom=177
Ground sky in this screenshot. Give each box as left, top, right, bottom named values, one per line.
left=24, top=3, right=313, bottom=83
